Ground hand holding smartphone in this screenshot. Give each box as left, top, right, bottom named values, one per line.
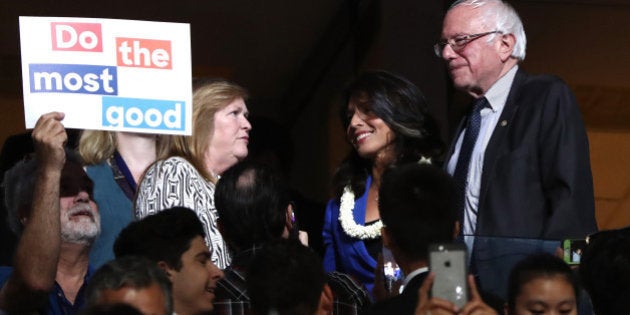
left=428, top=243, right=469, bottom=309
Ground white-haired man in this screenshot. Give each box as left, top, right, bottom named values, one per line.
left=436, top=0, right=597, bottom=298
left=0, top=112, right=100, bottom=314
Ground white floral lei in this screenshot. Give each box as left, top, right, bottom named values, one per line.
left=338, top=157, right=432, bottom=239
left=339, top=185, right=383, bottom=239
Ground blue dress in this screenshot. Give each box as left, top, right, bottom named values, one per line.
left=323, top=176, right=377, bottom=294
left=87, top=161, right=134, bottom=268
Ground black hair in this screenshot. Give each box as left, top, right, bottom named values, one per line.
left=579, top=227, right=630, bottom=315
left=215, top=161, right=290, bottom=252
left=87, top=256, right=173, bottom=314
left=333, top=70, right=443, bottom=198
left=247, top=239, right=326, bottom=315
left=113, top=207, right=205, bottom=271
left=378, top=163, right=457, bottom=261
left=507, top=253, right=579, bottom=312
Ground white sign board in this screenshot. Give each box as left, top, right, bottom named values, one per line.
left=19, top=16, right=192, bottom=135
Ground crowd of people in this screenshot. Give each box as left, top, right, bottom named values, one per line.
left=0, top=0, right=627, bottom=314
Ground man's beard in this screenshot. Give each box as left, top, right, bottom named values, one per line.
left=60, top=203, right=101, bottom=245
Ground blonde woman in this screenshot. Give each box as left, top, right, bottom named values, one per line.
left=135, top=78, right=251, bottom=268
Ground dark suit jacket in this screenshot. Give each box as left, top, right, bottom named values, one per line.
left=446, top=68, right=598, bottom=298
left=362, top=272, right=428, bottom=315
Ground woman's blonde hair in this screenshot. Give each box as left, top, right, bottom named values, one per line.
left=165, top=78, right=248, bottom=182
left=78, top=131, right=169, bottom=165
left=79, top=130, right=117, bottom=165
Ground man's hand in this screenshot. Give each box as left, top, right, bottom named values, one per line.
left=32, top=112, right=67, bottom=172
left=458, top=275, right=498, bottom=315
left=415, top=273, right=497, bottom=315
left=415, top=273, right=458, bottom=315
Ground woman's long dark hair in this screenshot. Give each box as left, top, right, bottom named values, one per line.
left=332, top=70, right=444, bottom=199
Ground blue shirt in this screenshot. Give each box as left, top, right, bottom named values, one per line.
left=0, top=266, right=93, bottom=315
left=87, top=160, right=134, bottom=268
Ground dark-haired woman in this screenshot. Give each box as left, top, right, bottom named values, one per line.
left=322, top=70, right=443, bottom=294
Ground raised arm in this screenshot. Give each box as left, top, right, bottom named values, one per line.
left=0, top=112, right=67, bottom=312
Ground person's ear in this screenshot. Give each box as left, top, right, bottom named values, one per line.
left=285, top=203, right=295, bottom=230
left=18, top=206, right=30, bottom=227
left=157, top=261, right=175, bottom=280
left=452, top=221, right=460, bottom=240
left=280, top=203, right=295, bottom=239
left=498, top=33, right=516, bottom=61
left=381, top=227, right=392, bottom=249
left=317, top=284, right=334, bottom=315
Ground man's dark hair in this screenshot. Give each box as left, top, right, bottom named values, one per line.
left=215, top=161, right=290, bottom=252
left=378, top=163, right=457, bottom=262
left=507, top=253, right=579, bottom=312
left=113, top=207, right=205, bottom=270
left=86, top=256, right=173, bottom=314
left=579, top=227, right=630, bottom=315
left=247, top=239, right=326, bottom=315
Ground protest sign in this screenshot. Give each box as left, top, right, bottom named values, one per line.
left=19, top=16, right=192, bottom=135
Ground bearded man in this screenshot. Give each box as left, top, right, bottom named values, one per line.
left=0, top=112, right=101, bottom=315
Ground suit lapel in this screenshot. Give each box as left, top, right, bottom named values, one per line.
left=350, top=176, right=377, bottom=265
left=476, top=69, right=527, bottom=233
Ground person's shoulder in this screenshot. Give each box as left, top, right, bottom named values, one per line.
left=146, top=156, right=199, bottom=175
left=512, top=70, right=577, bottom=111
left=159, top=156, right=191, bottom=167
left=215, top=268, right=249, bottom=300
left=517, top=70, right=570, bottom=92
left=362, top=294, right=407, bottom=315
left=0, top=266, right=13, bottom=288
left=85, top=161, right=113, bottom=177
left=327, top=271, right=371, bottom=309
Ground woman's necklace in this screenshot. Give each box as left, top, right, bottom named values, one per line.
left=339, top=186, right=383, bottom=239
left=338, top=157, right=432, bottom=239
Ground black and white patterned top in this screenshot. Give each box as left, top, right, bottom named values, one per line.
left=135, top=156, right=231, bottom=268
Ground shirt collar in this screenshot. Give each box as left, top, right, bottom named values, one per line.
left=484, top=65, right=518, bottom=112
left=399, top=266, right=429, bottom=294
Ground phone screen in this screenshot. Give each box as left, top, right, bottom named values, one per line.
left=429, top=243, right=468, bottom=308
left=382, top=246, right=404, bottom=293
left=563, top=239, right=586, bottom=265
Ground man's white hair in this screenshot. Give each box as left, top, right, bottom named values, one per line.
left=450, top=0, right=527, bottom=61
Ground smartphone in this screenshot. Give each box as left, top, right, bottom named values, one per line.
left=428, top=243, right=469, bottom=308
left=562, top=239, right=586, bottom=265
left=382, top=246, right=404, bottom=294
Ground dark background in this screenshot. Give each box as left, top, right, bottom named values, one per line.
left=0, top=0, right=629, bottom=229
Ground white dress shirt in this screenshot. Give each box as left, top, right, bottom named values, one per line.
left=447, top=65, right=519, bottom=253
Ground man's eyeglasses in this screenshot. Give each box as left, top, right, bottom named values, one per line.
left=433, top=30, right=502, bottom=58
